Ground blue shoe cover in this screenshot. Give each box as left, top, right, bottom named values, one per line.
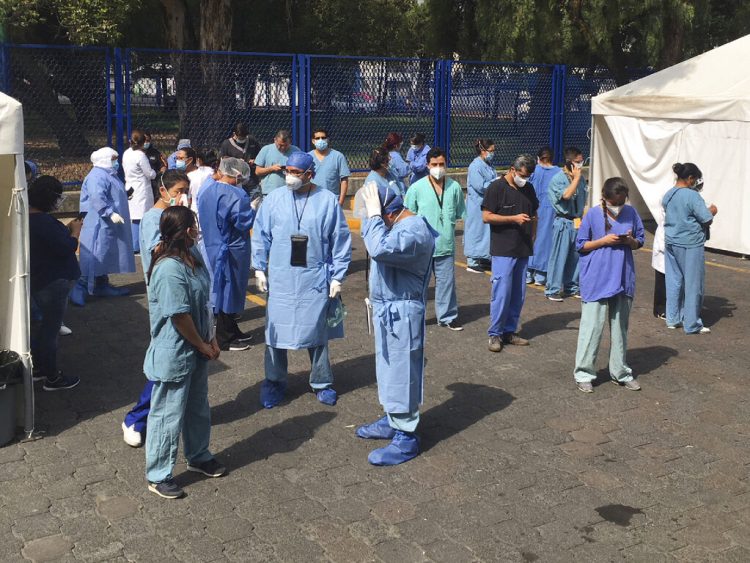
left=260, top=379, right=286, bottom=409
left=356, top=416, right=396, bottom=440
left=316, top=388, right=337, bottom=406
left=69, top=283, right=87, bottom=307
left=367, top=431, right=420, bottom=466
left=93, top=284, right=130, bottom=297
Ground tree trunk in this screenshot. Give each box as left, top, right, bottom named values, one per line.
left=658, top=7, right=686, bottom=69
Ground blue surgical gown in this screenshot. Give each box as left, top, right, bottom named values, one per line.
left=406, top=144, right=430, bottom=185
left=363, top=215, right=437, bottom=414
left=78, top=166, right=135, bottom=290
left=388, top=151, right=409, bottom=193
left=527, top=165, right=562, bottom=272
left=252, top=185, right=352, bottom=349
left=364, top=170, right=404, bottom=198
left=463, top=156, right=496, bottom=260
left=307, top=149, right=351, bottom=196
left=197, top=179, right=256, bottom=314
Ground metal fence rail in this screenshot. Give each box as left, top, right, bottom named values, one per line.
left=0, top=43, right=650, bottom=184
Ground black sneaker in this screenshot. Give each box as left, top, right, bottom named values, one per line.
left=148, top=478, right=184, bottom=499
left=226, top=340, right=250, bottom=351
left=187, top=458, right=227, bottom=478
left=438, top=321, right=464, bottom=331
left=234, top=331, right=253, bottom=343
left=43, top=373, right=80, bottom=391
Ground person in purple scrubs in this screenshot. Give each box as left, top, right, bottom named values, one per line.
left=573, top=177, right=645, bottom=394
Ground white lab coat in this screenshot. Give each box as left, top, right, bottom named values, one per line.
left=123, top=147, right=156, bottom=221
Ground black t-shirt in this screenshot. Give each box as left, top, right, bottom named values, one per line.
left=219, top=137, right=261, bottom=161
left=29, top=213, right=81, bottom=293
left=481, top=176, right=539, bottom=257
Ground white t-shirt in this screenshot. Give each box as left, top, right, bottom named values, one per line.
left=188, top=166, right=215, bottom=215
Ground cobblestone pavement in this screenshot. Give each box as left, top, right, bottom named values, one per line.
left=2, top=225, right=750, bottom=562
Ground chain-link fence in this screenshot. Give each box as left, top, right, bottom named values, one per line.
left=447, top=61, right=555, bottom=168
left=126, top=49, right=296, bottom=162
left=307, top=56, right=437, bottom=171
left=0, top=43, right=651, bottom=184
left=1, top=44, right=111, bottom=185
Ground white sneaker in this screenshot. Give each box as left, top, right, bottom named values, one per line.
left=697, top=326, right=711, bottom=334
left=121, top=422, right=142, bottom=447
left=59, top=324, right=72, bottom=336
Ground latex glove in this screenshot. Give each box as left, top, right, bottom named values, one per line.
left=361, top=182, right=382, bottom=218
left=329, top=279, right=342, bottom=299
left=110, top=212, right=125, bottom=225
left=255, top=270, right=267, bottom=292
left=251, top=197, right=261, bottom=211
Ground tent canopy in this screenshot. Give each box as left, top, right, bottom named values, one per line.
left=0, top=92, right=24, bottom=154
left=590, top=35, right=750, bottom=255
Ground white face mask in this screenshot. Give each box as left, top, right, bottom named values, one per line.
left=606, top=204, right=623, bottom=216
left=429, top=166, right=446, bottom=181
left=574, top=161, right=583, bottom=169
left=513, top=174, right=528, bottom=188
left=285, top=174, right=304, bottom=191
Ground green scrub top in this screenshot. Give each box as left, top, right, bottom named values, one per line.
left=405, top=176, right=466, bottom=257
left=143, top=256, right=211, bottom=383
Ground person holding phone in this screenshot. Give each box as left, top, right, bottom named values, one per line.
left=252, top=151, right=351, bottom=409
left=544, top=147, right=587, bottom=302
left=573, top=177, right=645, bottom=393
left=254, top=130, right=300, bottom=195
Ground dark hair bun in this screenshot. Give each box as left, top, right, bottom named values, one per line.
left=672, top=163, right=683, bottom=174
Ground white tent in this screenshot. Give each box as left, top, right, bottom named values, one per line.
left=0, top=92, right=34, bottom=437
left=590, top=34, right=750, bottom=255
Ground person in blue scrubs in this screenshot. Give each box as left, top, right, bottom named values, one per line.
left=482, top=154, right=539, bottom=353
left=464, top=138, right=496, bottom=273
left=308, top=128, right=351, bottom=206
left=364, top=147, right=405, bottom=199
left=252, top=151, right=352, bottom=408
left=144, top=206, right=225, bottom=499
left=663, top=162, right=717, bottom=334
left=526, top=146, right=561, bottom=285
left=121, top=170, right=191, bottom=448
left=198, top=158, right=258, bottom=351
left=545, top=147, right=587, bottom=301
left=72, top=147, right=135, bottom=307
left=356, top=180, right=437, bottom=466
left=254, top=129, right=301, bottom=195
left=406, top=133, right=431, bottom=185
left=167, top=139, right=192, bottom=169
left=383, top=132, right=408, bottom=193
left=574, top=178, right=645, bottom=393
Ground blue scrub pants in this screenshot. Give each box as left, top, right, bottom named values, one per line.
left=264, top=344, right=334, bottom=390
left=145, top=362, right=213, bottom=483
left=31, top=279, right=73, bottom=380
left=432, top=255, right=458, bottom=324
left=488, top=256, right=528, bottom=337
left=665, top=244, right=706, bottom=333
left=131, top=220, right=141, bottom=254
left=124, top=380, right=154, bottom=433
left=545, top=217, right=579, bottom=297
left=574, top=294, right=633, bottom=383
left=387, top=411, right=419, bottom=432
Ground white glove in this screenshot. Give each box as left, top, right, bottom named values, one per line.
left=251, top=197, right=261, bottom=211
left=361, top=182, right=382, bottom=218
left=255, top=270, right=267, bottom=292
left=110, top=212, right=125, bottom=225
left=329, top=279, right=342, bottom=298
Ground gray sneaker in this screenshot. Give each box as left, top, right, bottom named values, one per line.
left=488, top=336, right=503, bottom=353
left=576, top=382, right=594, bottom=393
left=622, top=380, right=641, bottom=391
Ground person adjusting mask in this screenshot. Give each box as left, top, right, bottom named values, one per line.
left=356, top=179, right=438, bottom=466
left=252, top=151, right=352, bottom=409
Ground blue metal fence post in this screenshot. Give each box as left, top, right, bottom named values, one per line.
left=443, top=60, right=453, bottom=166
left=551, top=64, right=567, bottom=163
left=124, top=48, right=132, bottom=140
left=433, top=60, right=443, bottom=156
left=105, top=49, right=113, bottom=147
left=291, top=55, right=299, bottom=147
left=113, top=48, right=125, bottom=157
left=293, top=54, right=310, bottom=150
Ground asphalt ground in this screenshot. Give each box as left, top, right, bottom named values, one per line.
left=1, top=222, right=749, bottom=562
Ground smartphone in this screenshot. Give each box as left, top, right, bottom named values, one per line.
left=76, top=212, right=87, bottom=221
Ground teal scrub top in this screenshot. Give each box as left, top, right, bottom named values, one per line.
left=548, top=171, right=587, bottom=218
left=255, top=143, right=301, bottom=194
left=143, top=256, right=211, bottom=383
left=663, top=187, right=714, bottom=248
left=308, top=149, right=351, bottom=195
left=404, top=176, right=466, bottom=257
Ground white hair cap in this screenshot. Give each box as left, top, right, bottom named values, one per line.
left=90, top=147, right=118, bottom=169
left=219, top=157, right=251, bottom=179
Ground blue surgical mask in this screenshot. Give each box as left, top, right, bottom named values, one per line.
left=314, top=139, right=329, bottom=151
left=485, top=152, right=494, bottom=163
left=112, top=160, right=120, bottom=172
left=175, top=159, right=187, bottom=170
left=143, top=142, right=151, bottom=149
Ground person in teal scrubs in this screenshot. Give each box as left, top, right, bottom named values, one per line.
left=383, top=132, right=408, bottom=194
left=308, top=128, right=351, bottom=206
left=144, top=206, right=225, bottom=499
left=255, top=130, right=300, bottom=195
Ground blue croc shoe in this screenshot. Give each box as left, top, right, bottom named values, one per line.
left=316, top=388, right=338, bottom=406
left=260, top=379, right=286, bottom=409
left=69, top=282, right=87, bottom=307
left=356, top=415, right=396, bottom=440
left=93, top=284, right=130, bottom=297
left=367, top=431, right=420, bottom=466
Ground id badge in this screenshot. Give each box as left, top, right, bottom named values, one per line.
left=290, top=234, right=308, bottom=267
left=573, top=217, right=582, bottom=230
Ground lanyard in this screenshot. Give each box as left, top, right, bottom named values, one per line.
left=431, top=180, right=445, bottom=210
left=292, top=188, right=312, bottom=231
